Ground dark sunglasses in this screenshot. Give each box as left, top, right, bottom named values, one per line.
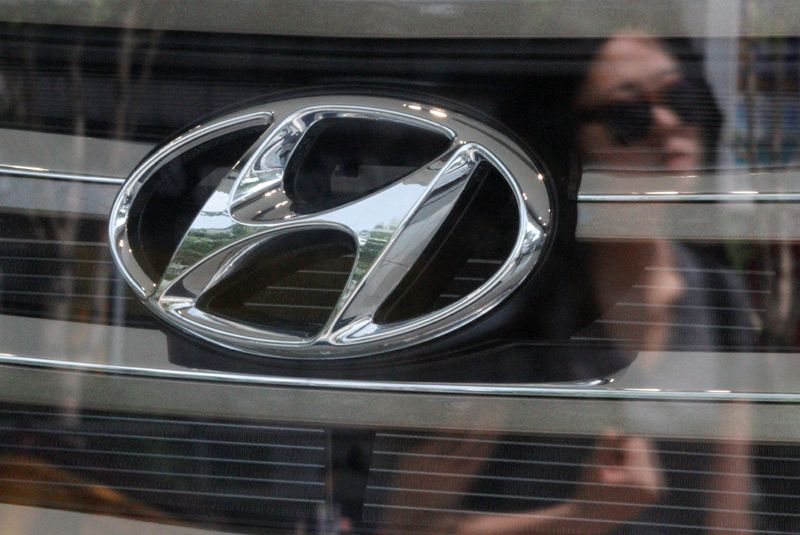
left=577, top=79, right=703, bottom=146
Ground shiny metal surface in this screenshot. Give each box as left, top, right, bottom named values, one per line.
left=5, top=349, right=800, bottom=402
left=3, top=315, right=799, bottom=398
left=110, top=96, right=552, bottom=359
left=0, top=128, right=150, bottom=182
left=8, top=162, right=800, bottom=200
left=0, top=175, right=119, bottom=216
left=578, top=168, right=800, bottom=203
left=579, top=168, right=800, bottom=199
left=1, top=0, right=794, bottom=39
left=1, top=359, right=799, bottom=442
left=111, top=111, right=274, bottom=298
left=577, top=202, right=800, bottom=241
left=0, top=165, right=124, bottom=185
left=579, top=192, right=800, bottom=202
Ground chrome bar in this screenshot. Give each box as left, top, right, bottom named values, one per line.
left=579, top=192, right=800, bottom=203
left=0, top=359, right=797, bottom=442
left=0, top=165, right=124, bottom=185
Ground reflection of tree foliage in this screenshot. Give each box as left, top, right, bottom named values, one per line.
left=735, top=1, right=800, bottom=168
left=351, top=226, right=394, bottom=280
left=163, top=224, right=254, bottom=281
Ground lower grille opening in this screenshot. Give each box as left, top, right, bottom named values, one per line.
left=4, top=403, right=800, bottom=535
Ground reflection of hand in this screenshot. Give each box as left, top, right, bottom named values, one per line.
left=573, top=432, right=663, bottom=530
left=450, top=432, right=663, bottom=535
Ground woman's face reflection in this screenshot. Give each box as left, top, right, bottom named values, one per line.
left=575, top=33, right=704, bottom=174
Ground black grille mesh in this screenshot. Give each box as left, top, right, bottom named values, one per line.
left=0, top=406, right=327, bottom=529
left=364, top=432, right=800, bottom=534
left=5, top=408, right=800, bottom=533
left=0, top=217, right=153, bottom=328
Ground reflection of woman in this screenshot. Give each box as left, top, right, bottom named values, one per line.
left=572, top=30, right=720, bottom=175
left=573, top=31, right=755, bottom=535
left=572, top=31, right=757, bottom=353
left=449, top=32, right=692, bottom=535
left=416, top=31, right=750, bottom=535
left=573, top=31, right=736, bottom=351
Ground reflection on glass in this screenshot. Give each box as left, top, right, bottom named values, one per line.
left=1, top=6, right=800, bottom=535
left=574, top=31, right=712, bottom=175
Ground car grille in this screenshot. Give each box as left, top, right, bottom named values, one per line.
left=0, top=215, right=783, bottom=353
left=3, top=406, right=800, bottom=534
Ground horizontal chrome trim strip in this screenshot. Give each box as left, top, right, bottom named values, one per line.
left=2, top=361, right=799, bottom=441
left=579, top=192, right=800, bottom=203
left=579, top=169, right=800, bottom=199
left=0, top=128, right=150, bottom=182
left=8, top=179, right=800, bottom=203
left=7, top=171, right=794, bottom=241
left=0, top=353, right=798, bottom=403
left=1, top=0, right=797, bottom=38
left=576, top=202, right=800, bottom=241
left=0, top=315, right=798, bottom=400
left=0, top=165, right=124, bottom=185
left=0, top=354, right=618, bottom=397
left=0, top=174, right=120, bottom=217
left=0, top=237, right=108, bottom=247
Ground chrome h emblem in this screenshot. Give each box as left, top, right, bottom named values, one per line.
left=110, top=96, right=551, bottom=358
